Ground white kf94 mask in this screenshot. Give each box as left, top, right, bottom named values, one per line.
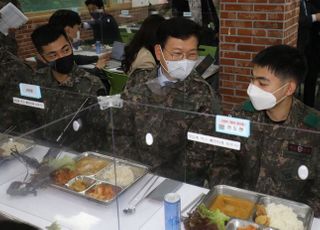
left=247, top=83, right=288, bottom=110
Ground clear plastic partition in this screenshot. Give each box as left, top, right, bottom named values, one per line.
left=1, top=77, right=320, bottom=229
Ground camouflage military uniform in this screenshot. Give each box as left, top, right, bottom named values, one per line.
left=0, top=46, right=37, bottom=133
left=32, top=65, right=107, bottom=152
left=109, top=67, right=221, bottom=181
left=0, top=0, right=19, bottom=55
left=210, top=97, right=320, bottom=216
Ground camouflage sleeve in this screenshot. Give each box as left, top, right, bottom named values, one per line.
left=78, top=68, right=107, bottom=96
left=185, top=76, right=221, bottom=186
left=123, top=69, right=153, bottom=93
left=209, top=109, right=245, bottom=188
left=305, top=145, right=320, bottom=217
left=209, top=146, right=242, bottom=188
left=0, top=33, right=18, bottom=55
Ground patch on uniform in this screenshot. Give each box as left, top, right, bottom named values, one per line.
left=242, top=100, right=255, bottom=112
left=288, top=144, right=312, bottom=155
left=303, top=113, right=320, bottom=129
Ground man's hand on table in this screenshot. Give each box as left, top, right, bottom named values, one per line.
left=95, top=53, right=111, bottom=69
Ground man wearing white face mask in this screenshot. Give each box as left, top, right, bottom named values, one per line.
left=110, top=17, right=221, bottom=182
left=210, top=45, right=320, bottom=217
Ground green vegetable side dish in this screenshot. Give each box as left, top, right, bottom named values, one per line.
left=47, top=156, right=76, bottom=170
left=184, top=204, right=230, bottom=230
left=198, top=204, right=230, bottom=230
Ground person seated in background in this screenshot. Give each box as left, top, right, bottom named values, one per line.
left=30, top=24, right=107, bottom=151
left=48, top=9, right=109, bottom=69
left=47, top=9, right=111, bottom=91
left=84, top=0, right=121, bottom=45
left=121, top=14, right=165, bottom=80
left=210, top=45, right=320, bottom=216
left=110, top=17, right=221, bottom=181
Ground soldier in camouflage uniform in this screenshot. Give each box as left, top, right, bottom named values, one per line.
left=30, top=24, right=107, bottom=152
left=110, top=18, right=221, bottom=181
left=209, top=45, right=320, bottom=216
left=0, top=45, right=37, bottom=133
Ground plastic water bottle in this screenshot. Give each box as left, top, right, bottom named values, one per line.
left=164, top=193, right=181, bottom=230
left=96, top=40, right=101, bottom=54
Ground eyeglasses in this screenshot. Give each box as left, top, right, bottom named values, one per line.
left=163, top=48, right=198, bottom=61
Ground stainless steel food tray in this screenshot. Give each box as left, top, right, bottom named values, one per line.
left=202, top=185, right=313, bottom=230
left=51, top=151, right=149, bottom=205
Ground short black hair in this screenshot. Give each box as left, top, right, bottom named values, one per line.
left=49, top=9, right=81, bottom=31
left=156, top=17, right=201, bottom=48
left=252, top=45, right=307, bottom=84
left=31, top=24, right=68, bottom=54
left=85, top=0, right=104, bottom=8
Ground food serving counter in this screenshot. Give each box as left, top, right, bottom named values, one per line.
left=0, top=144, right=319, bottom=230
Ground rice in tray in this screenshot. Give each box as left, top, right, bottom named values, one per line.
left=266, top=203, right=304, bottom=230
left=97, top=164, right=135, bottom=187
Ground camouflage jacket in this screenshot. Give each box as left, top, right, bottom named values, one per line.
left=0, top=0, right=19, bottom=55
left=109, top=67, right=221, bottom=181
left=0, top=48, right=36, bottom=133
left=32, top=65, right=106, bottom=151
left=210, top=97, right=320, bottom=216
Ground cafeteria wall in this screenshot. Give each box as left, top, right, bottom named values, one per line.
left=15, top=4, right=164, bottom=59
left=219, top=0, right=301, bottom=112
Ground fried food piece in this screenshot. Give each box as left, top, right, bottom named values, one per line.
left=69, top=180, right=89, bottom=192
left=237, top=225, right=257, bottom=230
left=52, top=168, right=77, bottom=185
left=256, top=204, right=267, bottom=216
left=255, top=215, right=269, bottom=226
left=86, top=184, right=117, bottom=201
left=75, top=156, right=108, bottom=175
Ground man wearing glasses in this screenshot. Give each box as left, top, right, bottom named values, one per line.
left=210, top=45, right=320, bottom=217
left=110, top=17, right=221, bottom=182
left=30, top=24, right=107, bottom=151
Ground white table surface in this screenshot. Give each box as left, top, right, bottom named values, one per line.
left=0, top=145, right=318, bottom=230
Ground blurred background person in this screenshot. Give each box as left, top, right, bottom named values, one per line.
left=171, top=0, right=219, bottom=46
left=84, top=0, right=121, bottom=45
left=121, top=14, right=165, bottom=77
left=298, top=0, right=320, bottom=108
left=48, top=9, right=109, bottom=69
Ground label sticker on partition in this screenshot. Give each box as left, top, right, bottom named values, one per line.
left=13, top=97, right=45, bottom=109
left=215, top=115, right=250, bottom=138
left=19, top=83, right=41, bottom=99
left=187, top=131, right=241, bottom=150
left=183, top=12, right=192, bottom=17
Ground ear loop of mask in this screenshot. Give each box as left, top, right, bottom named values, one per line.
left=272, top=82, right=289, bottom=105
left=159, top=46, right=169, bottom=73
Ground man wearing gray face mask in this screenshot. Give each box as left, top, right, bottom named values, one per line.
left=109, top=17, right=221, bottom=182
left=209, top=45, right=320, bottom=217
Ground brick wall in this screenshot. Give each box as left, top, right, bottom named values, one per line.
left=219, top=0, right=300, bottom=112
left=16, top=5, right=164, bottom=59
